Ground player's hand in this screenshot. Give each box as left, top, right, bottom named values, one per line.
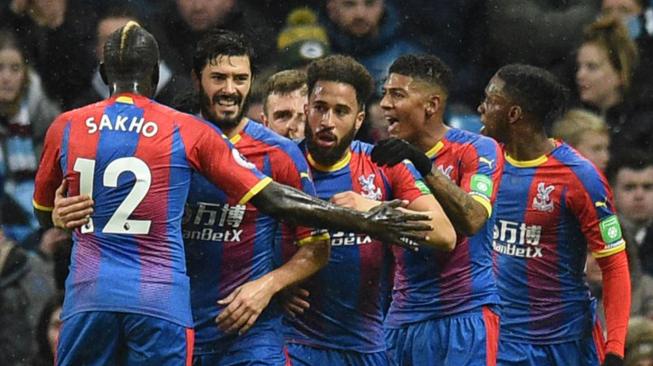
left=331, top=191, right=380, bottom=212
left=602, top=353, right=624, bottom=366
left=215, top=276, right=276, bottom=335
left=53, top=180, right=94, bottom=230
left=362, top=200, right=432, bottom=251
left=371, top=138, right=433, bottom=177
left=280, top=287, right=310, bottom=318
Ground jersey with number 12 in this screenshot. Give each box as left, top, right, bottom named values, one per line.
left=33, top=93, right=271, bottom=327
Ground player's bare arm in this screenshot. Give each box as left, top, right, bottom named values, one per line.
left=372, top=138, right=488, bottom=236
left=251, top=181, right=432, bottom=247
left=422, top=169, right=488, bottom=236
left=34, top=180, right=94, bottom=230
left=216, top=239, right=329, bottom=335
left=49, top=178, right=432, bottom=246
left=331, top=191, right=456, bottom=251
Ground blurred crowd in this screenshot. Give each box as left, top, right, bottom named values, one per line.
left=1, top=0, right=653, bottom=365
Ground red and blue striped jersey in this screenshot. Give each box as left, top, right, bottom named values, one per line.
left=493, top=141, right=625, bottom=343
left=33, top=94, right=271, bottom=327
left=283, top=140, right=429, bottom=352
left=385, top=128, right=503, bottom=327
left=184, top=119, right=327, bottom=353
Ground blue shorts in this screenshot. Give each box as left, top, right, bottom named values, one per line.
left=192, top=325, right=289, bottom=366
left=385, top=306, right=499, bottom=366
left=287, top=343, right=392, bottom=366
left=56, top=311, right=193, bottom=366
left=193, top=342, right=291, bottom=366
left=193, top=346, right=289, bottom=366
left=497, top=321, right=605, bottom=366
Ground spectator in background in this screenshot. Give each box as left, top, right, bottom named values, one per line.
left=0, top=225, right=55, bottom=366
left=552, top=108, right=610, bottom=171
left=72, top=5, right=191, bottom=109
left=0, top=0, right=97, bottom=110
left=32, top=292, right=63, bottom=366
left=246, top=7, right=329, bottom=121
left=606, top=152, right=653, bottom=276
left=576, top=15, right=637, bottom=117
left=276, top=8, right=330, bottom=71
left=260, top=69, right=307, bottom=141
left=160, top=0, right=276, bottom=74
left=0, top=226, right=32, bottom=366
left=575, top=15, right=651, bottom=154
left=601, top=0, right=653, bottom=105
left=625, top=317, right=653, bottom=366
left=320, top=0, right=423, bottom=93
left=0, top=30, right=60, bottom=241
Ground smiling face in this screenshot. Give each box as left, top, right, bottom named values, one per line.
left=263, top=88, right=307, bottom=140
left=196, top=55, right=251, bottom=131
left=305, top=80, right=364, bottom=166
left=576, top=43, right=623, bottom=110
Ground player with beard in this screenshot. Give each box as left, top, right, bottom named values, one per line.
left=281, top=54, right=456, bottom=366
left=44, top=29, right=434, bottom=365
left=183, top=28, right=329, bottom=365
left=370, top=54, right=503, bottom=366
left=478, top=64, right=630, bottom=366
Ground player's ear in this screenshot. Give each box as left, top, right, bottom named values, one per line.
left=99, top=62, right=108, bottom=85
left=355, top=106, right=366, bottom=131
left=508, top=105, right=522, bottom=123
left=425, top=94, right=440, bottom=117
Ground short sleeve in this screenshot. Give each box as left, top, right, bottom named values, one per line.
left=568, top=165, right=626, bottom=258
left=181, top=116, right=272, bottom=205
left=33, top=115, right=67, bottom=211
left=459, top=136, right=503, bottom=217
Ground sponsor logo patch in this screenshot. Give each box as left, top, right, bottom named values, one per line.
left=600, top=215, right=623, bottom=245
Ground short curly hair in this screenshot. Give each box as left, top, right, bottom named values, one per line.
left=306, top=54, right=373, bottom=110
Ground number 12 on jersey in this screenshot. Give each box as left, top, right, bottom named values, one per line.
left=73, top=157, right=152, bottom=235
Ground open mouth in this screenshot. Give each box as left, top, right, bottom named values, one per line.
left=315, top=131, right=337, bottom=148
left=385, top=116, right=400, bottom=135
left=214, top=95, right=240, bottom=112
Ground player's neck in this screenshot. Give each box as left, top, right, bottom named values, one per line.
left=109, top=81, right=154, bottom=98
left=505, top=128, right=554, bottom=161
left=212, top=117, right=248, bottom=139
left=416, top=118, right=448, bottom=153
